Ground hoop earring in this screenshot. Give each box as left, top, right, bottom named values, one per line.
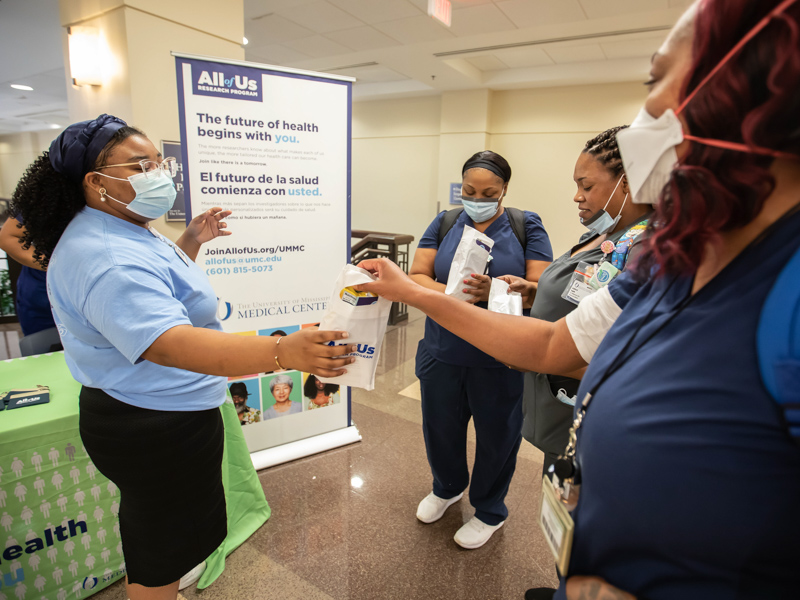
left=99, top=187, right=107, bottom=202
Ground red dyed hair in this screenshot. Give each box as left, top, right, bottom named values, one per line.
left=639, top=0, right=800, bottom=277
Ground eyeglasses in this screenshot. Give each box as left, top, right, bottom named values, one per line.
left=96, top=157, right=178, bottom=178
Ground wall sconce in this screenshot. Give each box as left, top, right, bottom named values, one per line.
left=68, top=26, right=103, bottom=86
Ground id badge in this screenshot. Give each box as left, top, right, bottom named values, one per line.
left=539, top=476, right=575, bottom=576
left=562, top=262, right=595, bottom=306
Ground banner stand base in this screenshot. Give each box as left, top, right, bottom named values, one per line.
left=250, top=425, right=362, bottom=470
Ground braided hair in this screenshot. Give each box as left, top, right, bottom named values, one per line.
left=9, top=126, right=142, bottom=269
left=583, top=125, right=629, bottom=178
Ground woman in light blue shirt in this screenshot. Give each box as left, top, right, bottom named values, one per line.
left=10, top=115, right=354, bottom=600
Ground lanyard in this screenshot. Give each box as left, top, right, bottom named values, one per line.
left=557, top=200, right=800, bottom=485
left=147, top=226, right=190, bottom=267
left=558, top=276, right=691, bottom=483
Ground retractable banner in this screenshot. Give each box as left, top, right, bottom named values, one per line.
left=174, top=54, right=358, bottom=460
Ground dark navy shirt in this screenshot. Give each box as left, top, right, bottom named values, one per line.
left=555, top=210, right=800, bottom=600
left=15, top=266, right=55, bottom=335
left=11, top=212, right=56, bottom=335
left=418, top=209, right=553, bottom=367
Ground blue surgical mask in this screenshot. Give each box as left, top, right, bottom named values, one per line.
left=461, top=189, right=504, bottom=223
left=580, top=175, right=627, bottom=236
left=95, top=169, right=177, bottom=220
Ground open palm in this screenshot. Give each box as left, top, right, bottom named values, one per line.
left=186, top=207, right=232, bottom=244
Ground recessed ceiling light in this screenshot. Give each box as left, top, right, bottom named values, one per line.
left=242, top=37, right=248, bottom=45
left=10, top=84, right=33, bottom=91
left=49, top=124, right=61, bottom=129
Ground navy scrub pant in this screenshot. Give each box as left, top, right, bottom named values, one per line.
left=416, top=340, right=524, bottom=526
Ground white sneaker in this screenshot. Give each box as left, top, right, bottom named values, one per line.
left=178, top=561, right=206, bottom=590
left=416, top=492, right=463, bottom=523
left=454, top=516, right=504, bottom=549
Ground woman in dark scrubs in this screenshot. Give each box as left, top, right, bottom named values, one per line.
left=410, top=150, right=553, bottom=549
left=0, top=217, right=56, bottom=336
left=505, top=127, right=651, bottom=476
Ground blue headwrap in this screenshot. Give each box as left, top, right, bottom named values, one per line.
left=48, top=114, right=128, bottom=184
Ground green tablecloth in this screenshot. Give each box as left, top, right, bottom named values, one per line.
left=0, top=352, right=270, bottom=598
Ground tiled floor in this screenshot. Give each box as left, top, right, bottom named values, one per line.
left=91, top=308, right=558, bottom=600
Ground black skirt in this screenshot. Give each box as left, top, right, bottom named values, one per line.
left=79, top=386, right=227, bottom=587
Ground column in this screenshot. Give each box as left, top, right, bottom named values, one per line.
left=58, top=0, right=245, bottom=239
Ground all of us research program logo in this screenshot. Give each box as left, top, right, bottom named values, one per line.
left=192, top=61, right=263, bottom=103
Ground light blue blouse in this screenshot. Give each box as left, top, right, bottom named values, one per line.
left=47, top=207, right=226, bottom=411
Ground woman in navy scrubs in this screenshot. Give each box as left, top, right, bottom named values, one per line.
left=0, top=216, right=56, bottom=336
left=357, top=0, right=800, bottom=597
left=410, top=151, right=553, bottom=549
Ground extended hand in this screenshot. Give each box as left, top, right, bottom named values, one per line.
left=354, top=258, right=420, bottom=303
left=277, top=328, right=357, bottom=378
left=186, top=207, right=232, bottom=245
left=498, top=274, right=537, bottom=306
left=566, top=577, right=636, bottom=600
left=463, top=273, right=491, bottom=304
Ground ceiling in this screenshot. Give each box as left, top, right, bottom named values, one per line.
left=0, top=0, right=69, bottom=135
left=0, top=0, right=692, bottom=135
left=243, top=0, right=692, bottom=99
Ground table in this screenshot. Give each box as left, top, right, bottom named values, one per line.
left=0, top=353, right=270, bottom=598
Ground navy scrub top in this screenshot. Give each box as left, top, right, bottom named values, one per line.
left=10, top=212, right=56, bottom=335
left=15, top=266, right=55, bottom=335
left=555, top=209, right=800, bottom=599
left=417, top=208, right=553, bottom=368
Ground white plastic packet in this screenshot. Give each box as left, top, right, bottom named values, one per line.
left=317, top=264, right=392, bottom=391
left=488, top=277, right=523, bottom=316
left=444, top=225, right=494, bottom=302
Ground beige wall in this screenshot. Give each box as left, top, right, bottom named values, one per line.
left=60, top=0, right=244, bottom=240
left=490, top=83, right=646, bottom=256
left=351, top=82, right=647, bottom=258
left=0, top=130, right=63, bottom=200
left=351, top=95, right=441, bottom=248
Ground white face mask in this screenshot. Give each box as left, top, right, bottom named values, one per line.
left=616, top=108, right=684, bottom=205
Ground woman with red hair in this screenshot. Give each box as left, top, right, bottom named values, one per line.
left=357, top=0, right=800, bottom=597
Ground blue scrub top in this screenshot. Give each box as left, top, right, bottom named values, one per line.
left=47, top=207, right=226, bottom=412
left=556, top=210, right=800, bottom=599
left=10, top=212, right=56, bottom=335
left=418, top=209, right=553, bottom=368
left=15, top=266, right=55, bottom=335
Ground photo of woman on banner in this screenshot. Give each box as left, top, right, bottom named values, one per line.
left=229, top=381, right=261, bottom=425
left=263, top=372, right=303, bottom=419
left=303, top=374, right=340, bottom=410
left=9, top=114, right=357, bottom=600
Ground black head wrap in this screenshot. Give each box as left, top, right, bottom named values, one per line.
left=461, top=158, right=507, bottom=182
left=48, top=114, right=128, bottom=184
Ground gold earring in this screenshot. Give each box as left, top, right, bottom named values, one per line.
left=99, top=187, right=107, bottom=202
